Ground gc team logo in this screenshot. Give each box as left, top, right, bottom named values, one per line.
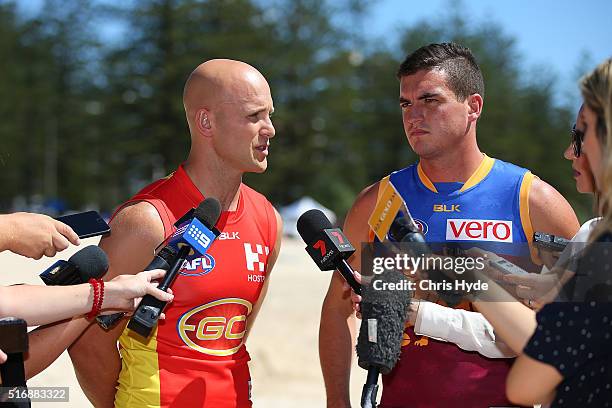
left=414, top=219, right=429, bottom=235
left=177, top=298, right=252, bottom=356
left=179, top=254, right=216, bottom=276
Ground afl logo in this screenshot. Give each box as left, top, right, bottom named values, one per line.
left=177, top=298, right=252, bottom=356
left=414, top=219, right=429, bottom=235
left=179, top=254, right=215, bottom=276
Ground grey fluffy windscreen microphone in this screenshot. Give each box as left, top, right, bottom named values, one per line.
left=357, top=269, right=411, bottom=373
left=356, top=267, right=411, bottom=407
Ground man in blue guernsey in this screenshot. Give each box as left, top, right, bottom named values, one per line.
left=319, top=43, right=580, bottom=408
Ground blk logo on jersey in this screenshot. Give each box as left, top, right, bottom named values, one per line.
left=244, top=243, right=269, bottom=272
left=179, top=254, right=216, bottom=276
left=414, top=219, right=429, bottom=235
left=446, top=219, right=513, bottom=242
left=433, top=204, right=461, bottom=212
left=218, top=231, right=240, bottom=240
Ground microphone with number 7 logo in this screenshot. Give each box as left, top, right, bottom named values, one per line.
left=297, top=209, right=361, bottom=295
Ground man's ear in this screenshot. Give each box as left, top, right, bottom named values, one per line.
left=196, top=109, right=213, bottom=136
left=467, top=93, right=483, bottom=121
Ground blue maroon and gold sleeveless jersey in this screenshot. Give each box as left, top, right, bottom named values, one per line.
left=378, top=154, right=535, bottom=408
left=388, top=154, right=534, bottom=247
left=112, top=164, right=278, bottom=408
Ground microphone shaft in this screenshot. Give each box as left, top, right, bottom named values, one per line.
left=361, top=366, right=380, bottom=408
left=126, top=246, right=191, bottom=337
left=144, top=252, right=174, bottom=272
left=96, top=251, right=174, bottom=330
left=0, top=353, right=27, bottom=387
left=158, top=245, right=190, bottom=291
left=338, top=259, right=361, bottom=295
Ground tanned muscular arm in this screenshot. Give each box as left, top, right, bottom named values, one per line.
left=67, top=202, right=164, bottom=408
left=528, top=177, right=580, bottom=239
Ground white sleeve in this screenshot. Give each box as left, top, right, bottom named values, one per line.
left=413, top=301, right=516, bottom=359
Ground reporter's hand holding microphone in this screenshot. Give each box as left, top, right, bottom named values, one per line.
left=298, top=209, right=411, bottom=408
left=345, top=271, right=420, bottom=327
left=0, top=245, right=174, bottom=325
left=102, top=269, right=174, bottom=317
left=0, top=245, right=173, bottom=396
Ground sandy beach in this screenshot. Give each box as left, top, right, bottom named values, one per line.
left=0, top=236, right=370, bottom=407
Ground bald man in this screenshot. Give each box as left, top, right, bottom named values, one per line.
left=56, top=60, right=281, bottom=407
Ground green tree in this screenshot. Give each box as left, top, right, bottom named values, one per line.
left=0, top=0, right=591, bottom=222
left=0, top=0, right=103, bottom=212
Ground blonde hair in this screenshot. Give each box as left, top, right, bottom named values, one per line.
left=582, top=58, right=612, bottom=241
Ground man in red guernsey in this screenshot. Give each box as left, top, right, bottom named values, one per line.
left=66, top=59, right=282, bottom=407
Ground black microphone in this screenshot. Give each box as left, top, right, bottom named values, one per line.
left=356, top=267, right=411, bottom=408
left=39, top=245, right=109, bottom=286
left=297, top=209, right=361, bottom=295
left=388, top=216, right=429, bottom=256
left=95, top=200, right=220, bottom=331
left=0, top=317, right=30, bottom=407
left=127, top=198, right=222, bottom=338
left=96, top=246, right=177, bottom=330
left=155, top=198, right=221, bottom=291
left=389, top=215, right=464, bottom=307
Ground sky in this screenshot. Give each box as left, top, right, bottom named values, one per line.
left=368, top=0, right=612, bottom=106
left=17, top=0, right=611, bottom=106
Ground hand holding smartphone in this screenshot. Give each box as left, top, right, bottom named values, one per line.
left=55, top=210, right=111, bottom=239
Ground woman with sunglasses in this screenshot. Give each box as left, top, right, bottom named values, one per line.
left=499, top=107, right=603, bottom=310
left=504, top=58, right=612, bottom=407
left=472, top=105, right=602, bottom=337
left=569, top=112, right=593, bottom=192
left=559, top=107, right=601, bottom=247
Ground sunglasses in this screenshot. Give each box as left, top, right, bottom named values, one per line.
left=571, top=124, right=585, bottom=157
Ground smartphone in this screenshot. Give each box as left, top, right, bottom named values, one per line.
left=533, top=232, right=570, bottom=252
left=55, top=210, right=111, bottom=238
left=489, top=257, right=529, bottom=276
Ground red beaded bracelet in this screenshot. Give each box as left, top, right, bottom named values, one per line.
left=87, top=278, right=104, bottom=319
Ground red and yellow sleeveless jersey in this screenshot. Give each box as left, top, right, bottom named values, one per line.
left=113, top=164, right=278, bottom=408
